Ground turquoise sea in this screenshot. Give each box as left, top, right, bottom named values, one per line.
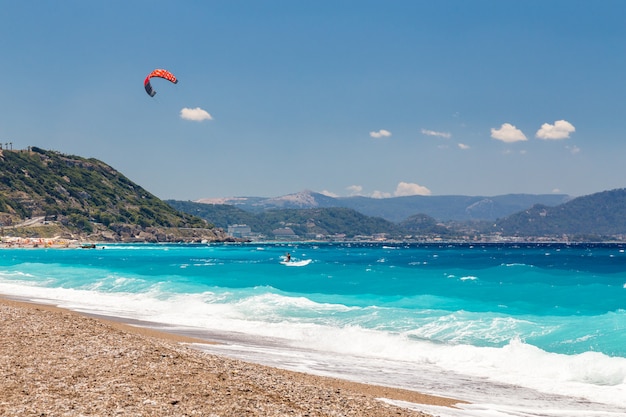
left=1, top=242, right=625, bottom=416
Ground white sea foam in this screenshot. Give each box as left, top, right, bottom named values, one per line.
left=1, top=280, right=625, bottom=416
left=460, top=275, right=478, bottom=281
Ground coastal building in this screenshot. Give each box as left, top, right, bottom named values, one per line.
left=227, top=224, right=252, bottom=239
left=272, top=227, right=297, bottom=240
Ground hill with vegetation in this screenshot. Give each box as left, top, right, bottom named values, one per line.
left=166, top=200, right=414, bottom=239
left=168, top=200, right=467, bottom=240
left=0, top=147, right=227, bottom=242
left=490, top=188, right=626, bottom=240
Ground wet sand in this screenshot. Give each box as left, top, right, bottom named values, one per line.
left=0, top=297, right=465, bottom=416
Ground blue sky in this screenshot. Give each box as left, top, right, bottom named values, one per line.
left=1, top=1, right=625, bottom=200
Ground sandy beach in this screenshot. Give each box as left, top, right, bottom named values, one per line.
left=0, top=297, right=463, bottom=416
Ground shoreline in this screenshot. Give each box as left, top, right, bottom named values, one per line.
left=0, top=296, right=464, bottom=416
left=0, top=237, right=78, bottom=248
left=3, top=239, right=626, bottom=250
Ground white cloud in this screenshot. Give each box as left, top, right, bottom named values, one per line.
left=421, top=129, right=451, bottom=139
left=346, top=185, right=363, bottom=196
left=491, top=123, right=527, bottom=143
left=180, top=107, right=213, bottom=122
left=458, top=143, right=470, bottom=150
left=536, top=120, right=575, bottom=140
left=371, top=190, right=392, bottom=199
left=567, top=145, right=581, bottom=154
left=346, top=182, right=431, bottom=198
left=320, top=190, right=339, bottom=197
left=394, top=181, right=431, bottom=197
left=370, top=129, right=392, bottom=138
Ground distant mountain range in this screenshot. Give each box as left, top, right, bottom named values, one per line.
left=196, top=190, right=572, bottom=222
left=171, top=189, right=626, bottom=241
left=168, top=190, right=564, bottom=239
left=2, top=146, right=624, bottom=242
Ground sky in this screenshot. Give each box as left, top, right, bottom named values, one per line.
left=1, top=1, right=626, bottom=200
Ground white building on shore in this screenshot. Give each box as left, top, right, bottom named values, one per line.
left=227, top=224, right=252, bottom=239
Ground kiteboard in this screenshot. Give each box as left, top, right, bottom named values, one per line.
left=280, top=259, right=312, bottom=267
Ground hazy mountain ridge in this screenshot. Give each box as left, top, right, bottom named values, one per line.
left=197, top=190, right=572, bottom=222
left=182, top=189, right=626, bottom=241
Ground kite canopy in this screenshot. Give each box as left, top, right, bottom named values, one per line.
left=144, top=69, right=178, bottom=97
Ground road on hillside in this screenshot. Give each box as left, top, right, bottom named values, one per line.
left=4, top=216, right=46, bottom=228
